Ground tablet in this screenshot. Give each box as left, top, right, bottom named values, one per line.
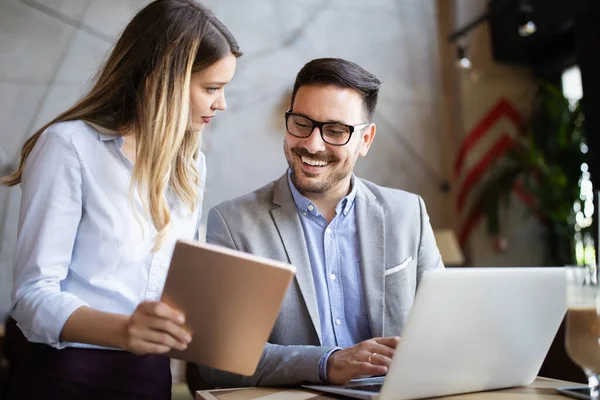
left=160, top=240, right=295, bottom=376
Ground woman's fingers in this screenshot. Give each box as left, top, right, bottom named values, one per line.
left=125, top=301, right=192, bottom=355
left=142, top=301, right=186, bottom=324
left=144, top=315, right=192, bottom=345
left=129, top=322, right=188, bottom=350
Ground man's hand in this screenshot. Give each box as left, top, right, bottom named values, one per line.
left=326, top=337, right=400, bottom=385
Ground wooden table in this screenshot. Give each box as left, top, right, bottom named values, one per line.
left=196, top=377, right=585, bottom=400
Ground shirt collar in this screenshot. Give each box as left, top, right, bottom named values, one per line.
left=85, top=121, right=120, bottom=142
left=288, top=170, right=316, bottom=216
left=287, top=169, right=357, bottom=217
left=341, top=175, right=357, bottom=216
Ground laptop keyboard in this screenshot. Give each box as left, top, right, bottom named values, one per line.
left=349, top=384, right=383, bottom=393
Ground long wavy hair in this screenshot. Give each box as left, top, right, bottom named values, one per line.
left=2, top=0, right=242, bottom=250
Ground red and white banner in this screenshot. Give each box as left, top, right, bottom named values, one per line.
left=454, top=97, right=533, bottom=248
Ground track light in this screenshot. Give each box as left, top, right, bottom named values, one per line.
left=455, top=45, right=472, bottom=70
left=518, top=0, right=537, bottom=37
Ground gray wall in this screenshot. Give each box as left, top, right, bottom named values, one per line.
left=0, top=0, right=453, bottom=318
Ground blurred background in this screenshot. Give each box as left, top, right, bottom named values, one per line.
left=0, top=0, right=598, bottom=392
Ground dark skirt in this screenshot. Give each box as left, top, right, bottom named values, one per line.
left=4, top=319, right=172, bottom=400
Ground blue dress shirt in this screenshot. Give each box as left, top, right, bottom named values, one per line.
left=287, top=172, right=372, bottom=380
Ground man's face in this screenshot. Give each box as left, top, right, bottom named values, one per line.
left=284, top=84, right=376, bottom=196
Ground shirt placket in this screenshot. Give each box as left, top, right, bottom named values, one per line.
left=325, top=218, right=345, bottom=346
left=144, top=227, right=168, bottom=300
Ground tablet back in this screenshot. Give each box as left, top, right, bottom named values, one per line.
left=161, top=240, right=295, bottom=376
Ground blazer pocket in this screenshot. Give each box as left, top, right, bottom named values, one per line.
left=385, top=256, right=413, bottom=277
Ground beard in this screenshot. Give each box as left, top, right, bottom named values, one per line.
left=284, top=141, right=353, bottom=194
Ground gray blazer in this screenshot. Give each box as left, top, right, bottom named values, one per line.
left=198, top=173, right=443, bottom=387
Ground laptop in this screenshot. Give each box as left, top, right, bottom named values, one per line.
left=304, top=267, right=566, bottom=400
left=160, top=240, right=295, bottom=376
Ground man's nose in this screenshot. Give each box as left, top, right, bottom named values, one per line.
left=302, top=126, right=327, bottom=152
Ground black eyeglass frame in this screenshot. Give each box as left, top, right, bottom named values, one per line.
left=284, top=110, right=370, bottom=146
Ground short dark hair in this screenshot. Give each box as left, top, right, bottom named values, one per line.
left=290, top=58, right=382, bottom=120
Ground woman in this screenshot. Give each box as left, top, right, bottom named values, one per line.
left=2, top=1, right=241, bottom=398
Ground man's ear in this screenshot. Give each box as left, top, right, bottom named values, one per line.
left=359, top=123, right=376, bottom=157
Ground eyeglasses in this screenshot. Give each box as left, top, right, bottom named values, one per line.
left=285, top=111, right=370, bottom=146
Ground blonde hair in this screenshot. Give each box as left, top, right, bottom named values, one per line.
left=2, top=0, right=242, bottom=251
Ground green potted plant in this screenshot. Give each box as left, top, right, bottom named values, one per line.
left=471, top=83, right=589, bottom=266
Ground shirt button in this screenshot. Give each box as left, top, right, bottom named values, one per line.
left=302, top=211, right=307, bottom=216
left=326, top=228, right=331, bottom=234
left=308, top=205, right=314, bottom=211
left=330, top=273, right=336, bottom=280
left=335, top=319, right=341, bottom=325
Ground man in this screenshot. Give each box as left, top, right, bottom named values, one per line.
left=197, top=58, right=443, bottom=388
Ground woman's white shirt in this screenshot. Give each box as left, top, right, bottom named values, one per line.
left=11, top=120, right=205, bottom=349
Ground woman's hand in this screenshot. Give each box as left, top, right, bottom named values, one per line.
left=122, top=301, right=192, bottom=355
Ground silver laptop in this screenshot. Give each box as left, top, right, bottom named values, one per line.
left=304, top=267, right=566, bottom=400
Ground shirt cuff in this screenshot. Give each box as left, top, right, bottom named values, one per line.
left=12, top=292, right=89, bottom=349
left=318, top=347, right=342, bottom=382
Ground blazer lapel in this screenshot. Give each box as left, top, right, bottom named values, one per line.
left=271, top=174, right=322, bottom=343
left=355, top=179, right=386, bottom=338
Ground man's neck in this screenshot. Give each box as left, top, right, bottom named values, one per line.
left=302, top=177, right=352, bottom=223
